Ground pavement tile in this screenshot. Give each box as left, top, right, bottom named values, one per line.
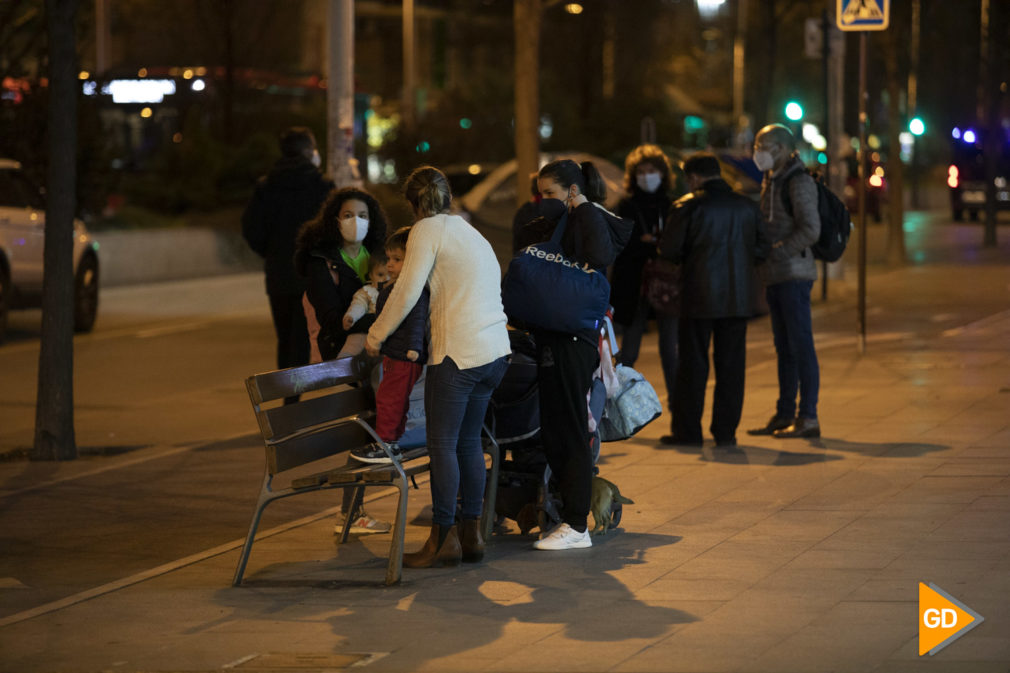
left=739, top=600, right=915, bottom=673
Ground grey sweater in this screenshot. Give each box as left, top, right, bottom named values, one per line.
left=758, top=157, right=820, bottom=286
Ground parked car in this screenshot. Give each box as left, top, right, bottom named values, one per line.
left=458, top=152, right=625, bottom=232
left=947, top=131, right=1010, bottom=221
left=0, top=158, right=100, bottom=341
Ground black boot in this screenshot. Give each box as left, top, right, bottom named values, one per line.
left=460, top=518, right=484, bottom=563
left=403, top=524, right=461, bottom=568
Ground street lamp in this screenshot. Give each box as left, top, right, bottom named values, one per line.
left=696, top=0, right=725, bottom=19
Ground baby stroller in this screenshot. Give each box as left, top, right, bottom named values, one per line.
left=487, top=327, right=622, bottom=536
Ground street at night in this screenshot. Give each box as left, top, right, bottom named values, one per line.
left=2, top=0, right=1010, bottom=671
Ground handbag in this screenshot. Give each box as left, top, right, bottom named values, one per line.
left=501, top=209, right=611, bottom=334
left=599, top=364, right=662, bottom=442
left=642, top=257, right=681, bottom=317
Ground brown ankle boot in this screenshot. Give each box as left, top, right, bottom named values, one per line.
left=403, top=524, right=461, bottom=568
left=460, top=518, right=484, bottom=563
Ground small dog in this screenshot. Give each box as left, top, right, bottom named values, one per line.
left=590, top=476, right=633, bottom=536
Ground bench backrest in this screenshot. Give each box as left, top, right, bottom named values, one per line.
left=245, top=357, right=377, bottom=475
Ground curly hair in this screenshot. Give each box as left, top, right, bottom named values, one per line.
left=622, top=144, right=673, bottom=195
left=294, top=186, right=389, bottom=274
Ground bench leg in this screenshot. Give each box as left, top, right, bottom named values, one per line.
left=338, top=485, right=365, bottom=545
left=385, top=473, right=409, bottom=585
left=233, top=475, right=273, bottom=587
left=481, top=430, right=500, bottom=541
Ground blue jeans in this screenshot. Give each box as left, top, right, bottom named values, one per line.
left=766, top=280, right=819, bottom=420
left=424, top=355, right=509, bottom=527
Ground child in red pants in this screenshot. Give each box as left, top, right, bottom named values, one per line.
left=351, top=226, right=429, bottom=464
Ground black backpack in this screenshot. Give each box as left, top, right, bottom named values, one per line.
left=780, top=170, right=852, bottom=263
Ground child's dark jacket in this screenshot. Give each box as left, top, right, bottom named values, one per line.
left=377, top=282, right=429, bottom=362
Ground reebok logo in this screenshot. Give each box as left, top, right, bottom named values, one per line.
left=524, top=246, right=595, bottom=273
left=919, top=582, right=984, bottom=656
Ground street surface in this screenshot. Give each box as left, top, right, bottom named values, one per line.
left=0, top=210, right=1007, bottom=672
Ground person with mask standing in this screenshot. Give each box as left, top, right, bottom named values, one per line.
left=746, top=124, right=823, bottom=439
left=243, top=127, right=334, bottom=377
left=609, top=145, right=680, bottom=441
left=531, top=159, right=630, bottom=551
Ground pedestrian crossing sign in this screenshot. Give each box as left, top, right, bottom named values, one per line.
left=837, top=0, right=889, bottom=31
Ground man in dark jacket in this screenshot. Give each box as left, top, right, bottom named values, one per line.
left=660, top=152, right=769, bottom=447
left=242, top=127, right=334, bottom=372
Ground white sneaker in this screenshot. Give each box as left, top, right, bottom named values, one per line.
left=334, top=512, right=391, bottom=534
left=532, top=523, right=592, bottom=550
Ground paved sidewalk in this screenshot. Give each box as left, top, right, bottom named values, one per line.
left=0, top=214, right=1008, bottom=673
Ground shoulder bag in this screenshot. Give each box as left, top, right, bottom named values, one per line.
left=501, top=210, right=611, bottom=334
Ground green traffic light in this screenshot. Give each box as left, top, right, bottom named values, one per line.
left=785, top=101, right=804, bottom=121
left=909, top=117, right=925, bottom=136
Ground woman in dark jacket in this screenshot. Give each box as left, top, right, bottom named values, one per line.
left=611, top=145, right=677, bottom=364
left=531, top=158, right=628, bottom=552
left=294, top=187, right=389, bottom=360
left=610, top=145, right=680, bottom=435
left=294, top=186, right=390, bottom=534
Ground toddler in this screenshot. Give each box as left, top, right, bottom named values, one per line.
left=342, top=254, right=389, bottom=331
left=351, top=227, right=430, bottom=464
left=334, top=254, right=388, bottom=358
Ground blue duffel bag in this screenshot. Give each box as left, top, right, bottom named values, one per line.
left=501, top=209, right=611, bottom=334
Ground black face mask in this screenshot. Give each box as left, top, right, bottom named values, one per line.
left=539, top=198, right=568, bottom=221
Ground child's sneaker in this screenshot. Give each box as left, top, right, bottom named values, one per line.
left=350, top=441, right=402, bottom=464
left=335, top=512, right=392, bottom=534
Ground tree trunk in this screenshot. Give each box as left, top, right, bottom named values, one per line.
left=34, top=0, right=79, bottom=461
left=514, top=0, right=540, bottom=209
left=883, top=27, right=906, bottom=266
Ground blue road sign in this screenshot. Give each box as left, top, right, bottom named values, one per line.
left=837, top=0, right=889, bottom=31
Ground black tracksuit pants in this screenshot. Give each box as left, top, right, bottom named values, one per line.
left=536, top=331, right=598, bottom=533
left=673, top=317, right=747, bottom=443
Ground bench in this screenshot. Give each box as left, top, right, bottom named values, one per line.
left=233, top=355, right=499, bottom=586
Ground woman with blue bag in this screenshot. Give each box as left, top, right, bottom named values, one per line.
left=528, top=159, right=630, bottom=550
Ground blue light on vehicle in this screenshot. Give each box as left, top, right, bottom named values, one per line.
left=952, top=127, right=961, bottom=140
left=963, top=129, right=977, bottom=144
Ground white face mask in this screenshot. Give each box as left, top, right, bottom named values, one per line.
left=636, top=172, right=663, bottom=193
left=753, top=149, right=775, bottom=172
left=339, top=215, right=368, bottom=243
left=310, top=149, right=321, bottom=168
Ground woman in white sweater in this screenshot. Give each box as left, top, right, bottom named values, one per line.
left=367, top=166, right=510, bottom=568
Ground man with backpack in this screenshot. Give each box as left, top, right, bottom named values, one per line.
left=746, top=124, right=822, bottom=439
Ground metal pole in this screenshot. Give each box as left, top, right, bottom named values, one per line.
left=820, top=8, right=830, bottom=302
left=402, top=0, right=416, bottom=133
left=327, top=0, right=358, bottom=187
left=908, top=0, right=920, bottom=209
left=857, top=32, right=868, bottom=355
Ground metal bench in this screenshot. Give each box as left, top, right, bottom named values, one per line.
left=233, top=356, right=499, bottom=586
